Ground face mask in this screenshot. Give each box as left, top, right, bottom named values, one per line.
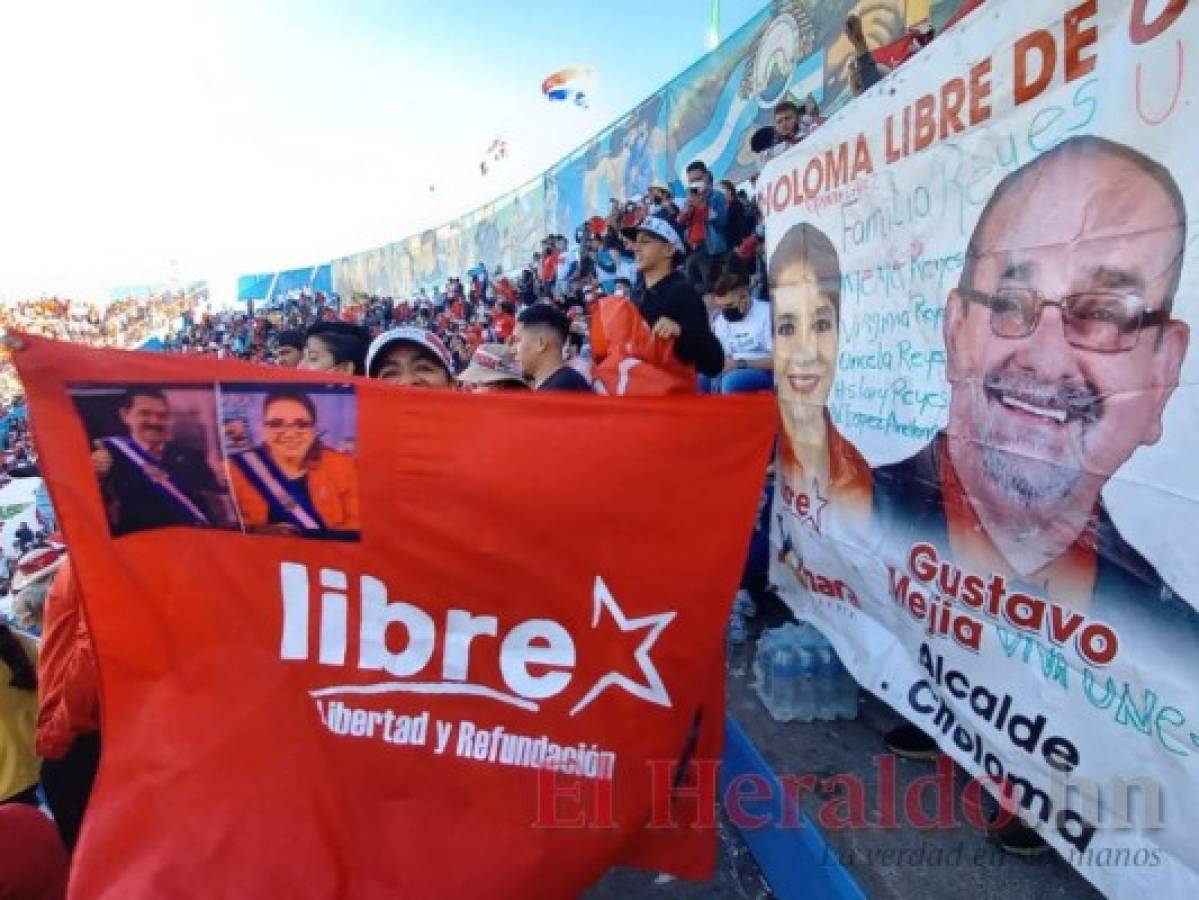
left=721, top=306, right=747, bottom=323
left=614, top=286, right=627, bottom=297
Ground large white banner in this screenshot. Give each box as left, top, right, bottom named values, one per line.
left=762, top=1, right=1198, bottom=896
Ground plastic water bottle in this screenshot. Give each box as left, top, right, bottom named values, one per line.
left=794, top=639, right=817, bottom=722
left=786, top=623, right=813, bottom=721
left=751, top=629, right=769, bottom=696
left=772, top=642, right=800, bottom=723
left=816, top=641, right=839, bottom=721
left=835, top=652, right=860, bottom=720
left=767, top=639, right=803, bottom=721
left=733, top=589, right=757, bottom=620
left=752, top=631, right=773, bottom=713
left=726, top=612, right=750, bottom=677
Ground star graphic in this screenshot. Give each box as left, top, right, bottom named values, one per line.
left=798, top=477, right=830, bottom=534
left=569, top=576, right=677, bottom=717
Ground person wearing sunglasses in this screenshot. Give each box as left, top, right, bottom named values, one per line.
left=227, top=390, right=359, bottom=538
left=870, top=136, right=1197, bottom=842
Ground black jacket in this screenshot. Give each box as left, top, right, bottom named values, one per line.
left=103, top=440, right=223, bottom=536
left=872, top=434, right=1199, bottom=656
left=725, top=198, right=750, bottom=248
left=637, top=270, right=725, bottom=376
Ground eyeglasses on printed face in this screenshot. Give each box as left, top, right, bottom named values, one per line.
left=958, top=287, right=1170, bottom=353
left=263, top=418, right=314, bottom=431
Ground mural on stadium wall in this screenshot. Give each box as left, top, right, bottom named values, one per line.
left=329, top=0, right=967, bottom=296
left=333, top=178, right=546, bottom=298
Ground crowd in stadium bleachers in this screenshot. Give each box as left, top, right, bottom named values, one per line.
left=0, top=11, right=1003, bottom=895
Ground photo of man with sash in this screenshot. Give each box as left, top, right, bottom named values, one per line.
left=225, top=388, right=359, bottom=540
left=90, top=387, right=229, bottom=536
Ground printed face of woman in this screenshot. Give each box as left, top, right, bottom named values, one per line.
left=263, top=398, right=317, bottom=468
left=772, top=263, right=839, bottom=431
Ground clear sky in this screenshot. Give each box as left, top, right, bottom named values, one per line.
left=0, top=0, right=764, bottom=302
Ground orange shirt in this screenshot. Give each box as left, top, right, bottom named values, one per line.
left=229, top=446, right=360, bottom=531
left=36, top=560, right=100, bottom=760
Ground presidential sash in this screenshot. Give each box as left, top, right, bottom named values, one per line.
left=231, top=447, right=326, bottom=532
left=104, top=437, right=211, bottom=526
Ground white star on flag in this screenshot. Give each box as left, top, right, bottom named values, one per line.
left=569, top=576, right=677, bottom=717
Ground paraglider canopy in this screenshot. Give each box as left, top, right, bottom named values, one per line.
left=541, top=66, right=594, bottom=108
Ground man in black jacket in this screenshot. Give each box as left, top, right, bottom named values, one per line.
left=90, top=388, right=225, bottom=536
left=621, top=215, right=724, bottom=378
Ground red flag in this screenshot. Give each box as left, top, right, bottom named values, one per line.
left=14, top=336, right=776, bottom=898
left=871, top=31, right=919, bottom=70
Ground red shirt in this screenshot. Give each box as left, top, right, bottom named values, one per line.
left=680, top=201, right=708, bottom=248
left=494, top=313, right=515, bottom=342
left=0, top=804, right=68, bottom=900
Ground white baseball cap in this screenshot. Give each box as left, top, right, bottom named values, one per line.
left=365, top=327, right=455, bottom=379
left=620, top=215, right=685, bottom=254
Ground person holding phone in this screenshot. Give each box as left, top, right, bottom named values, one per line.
left=676, top=160, right=729, bottom=293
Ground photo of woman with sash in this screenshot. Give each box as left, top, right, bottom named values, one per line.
left=226, top=389, right=360, bottom=539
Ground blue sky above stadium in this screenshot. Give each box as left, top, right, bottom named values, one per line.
left=0, top=0, right=764, bottom=301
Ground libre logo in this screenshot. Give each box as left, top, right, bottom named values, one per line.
left=278, top=564, right=678, bottom=716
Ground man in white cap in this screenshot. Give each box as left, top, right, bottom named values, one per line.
left=365, top=327, right=456, bottom=389
left=620, top=216, right=725, bottom=378
left=457, top=344, right=529, bottom=393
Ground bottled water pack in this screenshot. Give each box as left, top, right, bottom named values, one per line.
left=752, top=622, right=859, bottom=722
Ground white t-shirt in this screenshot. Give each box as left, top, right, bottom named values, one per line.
left=556, top=248, right=579, bottom=290
left=712, top=299, right=773, bottom=360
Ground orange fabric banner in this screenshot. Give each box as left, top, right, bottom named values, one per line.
left=14, top=335, right=776, bottom=898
